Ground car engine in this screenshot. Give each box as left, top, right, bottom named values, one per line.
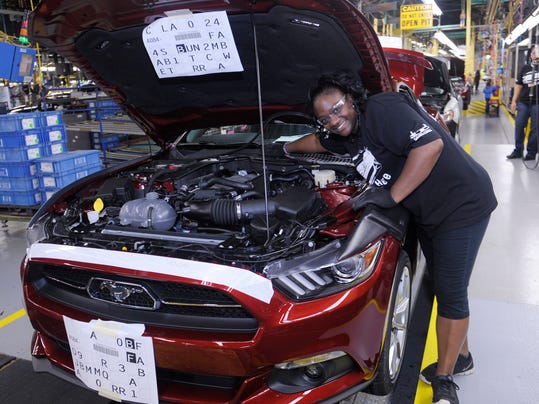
left=43, top=154, right=363, bottom=272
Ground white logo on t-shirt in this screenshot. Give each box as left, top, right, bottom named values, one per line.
left=354, top=148, right=391, bottom=185
left=523, top=69, right=538, bottom=86
left=410, top=123, right=433, bottom=141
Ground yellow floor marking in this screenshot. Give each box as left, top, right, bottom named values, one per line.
left=0, top=308, right=26, bottom=329
left=414, top=299, right=437, bottom=403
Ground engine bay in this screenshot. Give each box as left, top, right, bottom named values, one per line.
left=42, top=153, right=365, bottom=271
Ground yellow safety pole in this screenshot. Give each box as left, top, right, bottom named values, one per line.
left=465, top=0, right=474, bottom=79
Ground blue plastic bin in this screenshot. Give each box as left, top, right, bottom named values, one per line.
left=36, top=150, right=102, bottom=174
left=40, top=111, right=64, bottom=127
left=40, top=162, right=102, bottom=189
left=0, top=129, right=42, bottom=148
left=0, top=190, right=42, bottom=206
left=95, top=99, right=121, bottom=120
left=0, top=176, right=40, bottom=191
left=0, top=146, right=42, bottom=162
left=43, top=141, right=68, bottom=157
left=0, top=112, right=40, bottom=132
left=41, top=125, right=66, bottom=143
left=0, top=161, right=38, bottom=177
left=41, top=189, right=56, bottom=203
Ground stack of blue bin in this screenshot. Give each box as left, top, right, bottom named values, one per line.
left=0, top=111, right=71, bottom=206
left=36, top=149, right=102, bottom=203
left=87, top=98, right=121, bottom=121
left=0, top=112, right=43, bottom=205
left=40, top=110, right=68, bottom=156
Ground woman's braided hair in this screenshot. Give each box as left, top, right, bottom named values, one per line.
left=305, top=72, right=369, bottom=117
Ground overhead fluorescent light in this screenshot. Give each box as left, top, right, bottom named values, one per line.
left=504, top=34, right=515, bottom=45
left=518, top=38, right=530, bottom=47
left=504, top=23, right=527, bottom=45
left=449, top=49, right=466, bottom=59
left=422, top=0, right=443, bottom=16
left=512, top=24, right=527, bottom=39
left=523, top=14, right=539, bottom=30
left=433, top=30, right=459, bottom=52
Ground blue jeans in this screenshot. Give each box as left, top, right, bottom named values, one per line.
left=514, top=101, right=539, bottom=155
left=418, top=216, right=490, bottom=320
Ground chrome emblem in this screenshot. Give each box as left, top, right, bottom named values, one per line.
left=87, top=278, right=159, bottom=310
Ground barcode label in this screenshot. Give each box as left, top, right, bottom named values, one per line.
left=174, top=31, right=201, bottom=40
left=93, top=343, right=119, bottom=357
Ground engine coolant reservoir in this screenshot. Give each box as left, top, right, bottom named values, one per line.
left=312, top=169, right=336, bottom=188
left=119, top=192, right=176, bottom=231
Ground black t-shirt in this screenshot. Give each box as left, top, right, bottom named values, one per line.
left=319, top=92, right=497, bottom=235
left=516, top=63, right=539, bottom=103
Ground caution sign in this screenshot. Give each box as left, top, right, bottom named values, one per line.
left=142, top=10, right=244, bottom=78
left=400, top=4, right=433, bottom=30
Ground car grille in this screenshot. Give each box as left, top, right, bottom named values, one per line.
left=28, top=263, right=258, bottom=333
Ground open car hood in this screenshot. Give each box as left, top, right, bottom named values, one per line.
left=29, top=0, right=392, bottom=147
left=383, top=48, right=432, bottom=99
left=424, top=55, right=452, bottom=93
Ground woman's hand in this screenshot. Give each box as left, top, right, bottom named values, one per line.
left=352, top=187, right=397, bottom=210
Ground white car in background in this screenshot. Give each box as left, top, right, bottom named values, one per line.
left=421, top=55, right=463, bottom=143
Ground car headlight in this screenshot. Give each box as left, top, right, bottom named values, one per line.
left=26, top=214, right=49, bottom=248
left=264, top=240, right=383, bottom=301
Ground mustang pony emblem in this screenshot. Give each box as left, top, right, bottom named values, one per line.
left=99, top=280, right=143, bottom=303
left=87, top=278, right=159, bottom=310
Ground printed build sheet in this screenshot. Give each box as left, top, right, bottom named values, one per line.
left=142, top=10, right=244, bottom=78
left=63, top=316, right=158, bottom=404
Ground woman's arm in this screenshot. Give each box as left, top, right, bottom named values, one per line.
left=284, top=133, right=327, bottom=153
left=390, top=138, right=444, bottom=203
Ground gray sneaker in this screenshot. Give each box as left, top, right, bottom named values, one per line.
left=420, top=352, right=474, bottom=385
left=432, top=375, right=460, bottom=404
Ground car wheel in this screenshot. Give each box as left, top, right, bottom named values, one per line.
left=368, top=251, right=412, bottom=396
left=454, top=124, right=461, bottom=144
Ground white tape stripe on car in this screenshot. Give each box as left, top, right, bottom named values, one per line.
left=28, top=243, right=274, bottom=304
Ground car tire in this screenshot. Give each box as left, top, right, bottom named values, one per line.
left=368, top=251, right=412, bottom=396
left=454, top=125, right=461, bottom=144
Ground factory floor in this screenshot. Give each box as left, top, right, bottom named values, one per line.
left=1, top=90, right=539, bottom=403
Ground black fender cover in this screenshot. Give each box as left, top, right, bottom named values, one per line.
left=337, top=204, right=410, bottom=261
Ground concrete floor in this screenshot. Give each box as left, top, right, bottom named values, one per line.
left=2, top=90, right=539, bottom=403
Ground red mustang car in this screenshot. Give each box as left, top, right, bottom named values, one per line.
left=22, top=1, right=425, bottom=403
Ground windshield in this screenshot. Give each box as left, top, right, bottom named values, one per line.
left=180, top=123, right=315, bottom=146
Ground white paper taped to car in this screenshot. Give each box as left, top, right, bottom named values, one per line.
left=63, top=316, right=158, bottom=404
left=28, top=243, right=274, bottom=303
left=142, top=10, right=244, bottom=78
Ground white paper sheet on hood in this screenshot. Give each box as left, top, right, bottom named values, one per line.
left=142, top=10, right=244, bottom=78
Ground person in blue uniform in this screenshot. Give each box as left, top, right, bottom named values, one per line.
left=283, top=72, right=497, bottom=404
left=483, top=79, right=496, bottom=116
